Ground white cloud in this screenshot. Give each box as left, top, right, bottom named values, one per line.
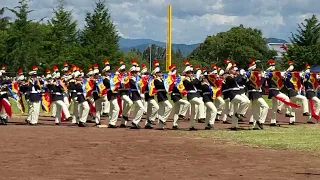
left=2, top=0, right=320, bottom=44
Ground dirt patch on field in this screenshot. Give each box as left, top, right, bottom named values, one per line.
left=0, top=110, right=319, bottom=180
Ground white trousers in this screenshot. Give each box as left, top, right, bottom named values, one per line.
left=173, top=99, right=190, bottom=127
left=289, top=95, right=309, bottom=123
left=102, top=96, right=110, bottom=114
left=63, top=94, right=70, bottom=109
left=250, top=98, right=269, bottom=127
left=121, top=95, right=133, bottom=117
left=146, top=99, right=159, bottom=122
left=308, top=96, right=320, bottom=122
left=221, top=98, right=232, bottom=121
left=28, top=101, right=41, bottom=124
left=108, top=98, right=120, bottom=126
left=158, top=100, right=173, bottom=128
left=51, top=103, right=56, bottom=117
left=214, top=96, right=225, bottom=115
left=54, top=100, right=71, bottom=123
left=231, top=95, right=250, bottom=128
left=132, top=100, right=144, bottom=125
left=72, top=98, right=79, bottom=123
left=189, top=97, right=205, bottom=128
left=239, top=93, right=250, bottom=115
left=277, top=92, right=292, bottom=114
left=78, top=101, right=89, bottom=123
left=94, top=97, right=105, bottom=124
left=195, top=97, right=206, bottom=120
left=205, top=101, right=217, bottom=126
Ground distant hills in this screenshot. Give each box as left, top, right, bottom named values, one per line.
left=119, top=37, right=288, bottom=56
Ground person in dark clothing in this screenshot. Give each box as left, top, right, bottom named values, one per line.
left=153, top=60, right=172, bottom=130
left=201, top=76, right=217, bottom=130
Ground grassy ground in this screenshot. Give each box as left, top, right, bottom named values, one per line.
left=192, top=125, right=320, bottom=152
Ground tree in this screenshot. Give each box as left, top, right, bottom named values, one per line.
left=47, top=0, right=78, bottom=67
left=284, top=15, right=320, bottom=70
left=80, top=0, right=121, bottom=68
left=188, top=25, right=276, bottom=70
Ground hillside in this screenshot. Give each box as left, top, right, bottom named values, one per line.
left=119, top=37, right=288, bottom=56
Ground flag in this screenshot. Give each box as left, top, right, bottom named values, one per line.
left=110, top=73, right=121, bottom=93
left=175, top=76, right=187, bottom=96
left=138, top=75, right=149, bottom=94
left=148, top=76, right=157, bottom=96
left=207, top=74, right=222, bottom=98
left=164, top=73, right=176, bottom=93
left=82, top=78, right=94, bottom=98
left=7, top=81, right=25, bottom=113
left=96, top=77, right=107, bottom=96
left=41, top=92, right=51, bottom=112
left=57, top=79, right=67, bottom=91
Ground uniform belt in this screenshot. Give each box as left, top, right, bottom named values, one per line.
left=71, top=90, right=76, bottom=92
left=77, top=92, right=83, bottom=95
left=157, top=89, right=166, bottom=92
left=52, top=92, right=62, bottom=95
left=197, top=90, right=202, bottom=92
left=187, top=90, right=197, bottom=93
left=131, top=89, right=138, bottom=91
left=203, top=92, right=210, bottom=95
left=248, top=89, right=262, bottom=92
left=30, top=91, right=40, bottom=94
left=172, top=93, right=180, bottom=96
left=0, top=92, right=7, bottom=95
left=225, top=88, right=240, bottom=91
left=269, top=88, right=279, bottom=90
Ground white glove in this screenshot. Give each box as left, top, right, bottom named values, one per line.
left=240, top=69, right=245, bottom=75
left=196, top=70, right=201, bottom=80
left=140, top=93, right=145, bottom=99
left=219, top=70, right=224, bottom=76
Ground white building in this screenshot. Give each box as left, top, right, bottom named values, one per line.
left=267, top=43, right=292, bottom=60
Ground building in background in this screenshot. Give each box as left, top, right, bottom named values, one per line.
left=267, top=43, right=291, bottom=60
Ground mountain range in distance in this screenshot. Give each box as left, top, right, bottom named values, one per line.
left=119, top=37, right=288, bottom=56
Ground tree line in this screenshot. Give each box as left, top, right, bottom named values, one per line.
left=0, top=0, right=318, bottom=75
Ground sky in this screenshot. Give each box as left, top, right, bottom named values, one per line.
left=2, top=0, right=320, bottom=44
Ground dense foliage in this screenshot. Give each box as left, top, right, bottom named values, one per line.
left=188, top=25, right=277, bottom=70
left=284, top=15, right=320, bottom=70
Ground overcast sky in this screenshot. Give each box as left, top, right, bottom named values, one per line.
left=2, top=0, right=320, bottom=44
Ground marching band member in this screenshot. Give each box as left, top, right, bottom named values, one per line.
left=234, top=62, right=250, bottom=120
left=221, top=60, right=233, bottom=123
left=62, top=62, right=71, bottom=110
left=246, top=59, right=268, bottom=129
left=73, top=70, right=90, bottom=127
left=92, top=64, right=105, bottom=125
left=265, top=60, right=295, bottom=126
left=128, top=60, right=144, bottom=129
left=171, top=64, right=190, bottom=129
left=140, top=63, right=148, bottom=114
left=144, top=62, right=159, bottom=129
left=303, top=63, right=320, bottom=123
left=49, top=65, right=72, bottom=125
left=0, top=65, right=11, bottom=125
left=183, top=61, right=204, bottom=130
left=225, top=63, right=250, bottom=130
left=26, top=66, right=42, bottom=125
left=285, top=61, right=310, bottom=125
left=101, top=60, right=119, bottom=128
left=118, top=60, right=133, bottom=127
left=210, top=65, right=225, bottom=122
left=69, top=65, right=79, bottom=124
left=193, top=65, right=206, bottom=123
left=102, top=60, right=110, bottom=117
left=153, top=60, right=172, bottom=130
left=201, top=72, right=218, bottom=130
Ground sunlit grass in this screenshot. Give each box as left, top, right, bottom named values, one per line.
left=192, top=125, right=320, bottom=152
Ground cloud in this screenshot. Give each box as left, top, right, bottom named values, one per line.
left=1, top=0, right=320, bottom=44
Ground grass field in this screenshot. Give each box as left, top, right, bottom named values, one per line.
left=192, top=124, right=320, bottom=152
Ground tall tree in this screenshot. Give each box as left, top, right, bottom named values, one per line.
left=48, top=0, right=78, bottom=67
left=80, top=0, right=121, bottom=68
left=188, top=25, right=276, bottom=69
left=284, top=15, right=320, bottom=70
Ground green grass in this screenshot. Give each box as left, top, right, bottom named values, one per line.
left=192, top=125, right=320, bottom=152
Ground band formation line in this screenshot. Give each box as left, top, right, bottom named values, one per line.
left=0, top=58, right=317, bottom=131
